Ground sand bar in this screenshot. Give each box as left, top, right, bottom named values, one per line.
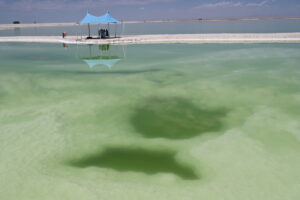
left=0, top=33, right=300, bottom=45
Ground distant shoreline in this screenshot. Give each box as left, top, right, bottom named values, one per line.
left=0, top=16, right=300, bottom=30
left=126, top=16, right=300, bottom=24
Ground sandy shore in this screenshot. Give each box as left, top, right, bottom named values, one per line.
left=0, top=33, right=300, bottom=45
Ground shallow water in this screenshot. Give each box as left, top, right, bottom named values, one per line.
left=0, top=43, right=300, bottom=200
left=1, top=19, right=300, bottom=36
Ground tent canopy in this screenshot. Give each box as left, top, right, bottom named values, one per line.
left=99, top=12, right=120, bottom=23
left=79, top=12, right=120, bottom=24
left=80, top=13, right=101, bottom=24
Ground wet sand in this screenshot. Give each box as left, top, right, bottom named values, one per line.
left=0, top=33, right=300, bottom=45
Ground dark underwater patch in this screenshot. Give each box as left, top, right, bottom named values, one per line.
left=131, top=97, right=227, bottom=139
left=69, top=147, right=199, bottom=180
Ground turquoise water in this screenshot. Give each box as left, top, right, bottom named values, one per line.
left=0, top=43, right=300, bottom=199
left=1, top=19, right=300, bottom=36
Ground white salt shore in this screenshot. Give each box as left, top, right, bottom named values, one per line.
left=0, top=33, right=300, bottom=45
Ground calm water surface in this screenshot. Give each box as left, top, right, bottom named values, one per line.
left=0, top=43, right=300, bottom=199
left=1, top=19, right=300, bottom=36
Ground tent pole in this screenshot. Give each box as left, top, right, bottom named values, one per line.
left=115, top=23, right=117, bottom=38
left=121, top=21, right=123, bottom=36
left=88, top=23, right=91, bottom=38
left=75, top=24, right=78, bottom=41
left=81, top=24, right=83, bottom=40
left=98, top=24, right=100, bottom=38
left=121, top=20, right=125, bottom=36
left=108, top=23, right=110, bottom=37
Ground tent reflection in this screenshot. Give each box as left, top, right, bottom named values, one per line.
left=80, top=44, right=122, bottom=69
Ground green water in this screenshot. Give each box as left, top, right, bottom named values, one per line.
left=0, top=43, right=300, bottom=199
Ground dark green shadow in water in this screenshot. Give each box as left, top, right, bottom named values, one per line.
left=55, top=69, right=161, bottom=75
left=131, top=97, right=227, bottom=139
left=69, top=147, right=199, bottom=180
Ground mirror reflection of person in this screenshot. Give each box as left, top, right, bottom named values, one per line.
left=63, top=43, right=68, bottom=48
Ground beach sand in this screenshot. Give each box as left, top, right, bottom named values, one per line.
left=0, top=33, right=300, bottom=44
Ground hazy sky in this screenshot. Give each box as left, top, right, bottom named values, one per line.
left=0, top=0, right=300, bottom=23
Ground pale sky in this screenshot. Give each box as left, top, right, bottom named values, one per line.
left=0, top=0, right=300, bottom=23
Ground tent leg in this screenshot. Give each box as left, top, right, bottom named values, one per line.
left=88, top=23, right=91, bottom=38
left=108, top=23, right=110, bottom=38
left=121, top=21, right=125, bottom=37
left=81, top=24, right=83, bottom=40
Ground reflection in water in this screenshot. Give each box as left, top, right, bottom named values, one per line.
left=69, top=147, right=199, bottom=180
left=13, top=28, right=21, bottom=36
left=99, top=44, right=110, bottom=51
left=62, top=43, right=69, bottom=48
left=56, top=69, right=161, bottom=75
left=81, top=55, right=121, bottom=68
left=80, top=44, right=122, bottom=69
left=132, top=97, right=227, bottom=139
